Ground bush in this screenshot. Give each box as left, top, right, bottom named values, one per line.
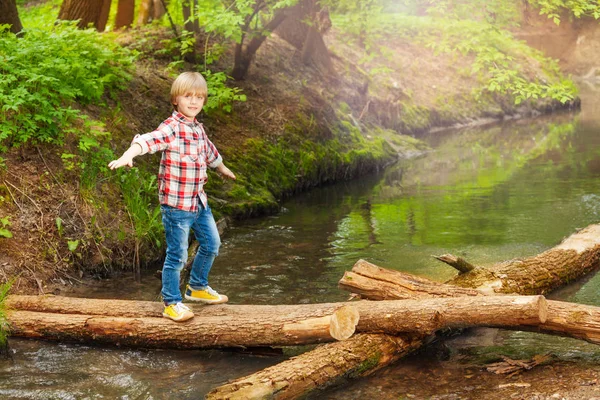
left=0, top=22, right=134, bottom=152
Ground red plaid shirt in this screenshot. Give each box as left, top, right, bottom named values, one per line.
left=132, top=111, right=222, bottom=212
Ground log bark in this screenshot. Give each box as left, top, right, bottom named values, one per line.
left=450, top=224, right=600, bottom=294
left=340, top=260, right=484, bottom=299
left=539, top=300, right=600, bottom=344
left=214, top=223, right=600, bottom=398
left=206, top=334, right=423, bottom=400
left=7, top=294, right=549, bottom=347
left=7, top=298, right=360, bottom=347
left=343, top=224, right=600, bottom=299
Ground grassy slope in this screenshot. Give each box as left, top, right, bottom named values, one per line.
left=0, top=4, right=580, bottom=292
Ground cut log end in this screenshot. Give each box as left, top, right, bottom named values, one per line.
left=329, top=305, right=360, bottom=340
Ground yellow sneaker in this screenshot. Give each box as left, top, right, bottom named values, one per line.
left=184, top=285, right=228, bottom=304
left=162, top=302, right=194, bottom=322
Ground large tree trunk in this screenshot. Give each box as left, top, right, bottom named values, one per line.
left=58, top=0, right=111, bottom=31
left=137, top=0, right=153, bottom=25
left=114, top=0, right=135, bottom=29
left=213, top=223, right=600, bottom=398
left=0, top=0, right=23, bottom=34
left=274, top=0, right=334, bottom=75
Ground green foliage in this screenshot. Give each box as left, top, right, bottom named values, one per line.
left=18, top=0, right=61, bottom=27
left=117, top=168, right=164, bottom=251
left=204, top=71, right=247, bottom=113
left=527, top=0, right=600, bottom=24
left=412, top=0, right=522, bottom=27
left=0, top=217, right=12, bottom=238
left=329, top=1, right=577, bottom=106
left=418, top=19, right=577, bottom=105
left=0, top=23, right=133, bottom=152
left=323, top=0, right=383, bottom=53
left=0, top=279, right=12, bottom=349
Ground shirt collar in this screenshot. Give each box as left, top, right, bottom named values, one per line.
left=172, top=111, right=199, bottom=126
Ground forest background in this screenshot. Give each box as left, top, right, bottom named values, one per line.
left=0, top=0, right=598, bottom=337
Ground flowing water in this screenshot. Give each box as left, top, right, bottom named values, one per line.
left=2, top=88, right=600, bottom=399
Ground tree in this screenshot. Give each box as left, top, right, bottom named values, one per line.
left=274, top=0, right=334, bottom=74
left=0, top=0, right=23, bottom=34
left=115, top=0, right=135, bottom=29
left=137, top=0, right=152, bottom=25
left=182, top=0, right=200, bottom=34
left=231, top=6, right=288, bottom=80
left=58, top=0, right=112, bottom=31
left=193, top=0, right=300, bottom=80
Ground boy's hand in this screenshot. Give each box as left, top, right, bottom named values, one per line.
left=108, top=144, right=142, bottom=170
left=108, top=156, right=134, bottom=170
left=217, top=164, right=236, bottom=180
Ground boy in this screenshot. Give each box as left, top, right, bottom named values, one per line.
left=108, top=71, right=236, bottom=322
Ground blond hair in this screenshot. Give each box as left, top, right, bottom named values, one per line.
left=170, top=72, right=208, bottom=105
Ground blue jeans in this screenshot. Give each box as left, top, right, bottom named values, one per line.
left=160, top=204, right=221, bottom=305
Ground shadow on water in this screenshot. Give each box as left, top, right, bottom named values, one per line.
left=4, top=89, right=600, bottom=398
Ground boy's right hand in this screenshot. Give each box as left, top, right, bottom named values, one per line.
left=108, top=143, right=143, bottom=170
left=108, top=156, right=134, bottom=170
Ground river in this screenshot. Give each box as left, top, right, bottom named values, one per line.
left=2, top=87, right=600, bottom=399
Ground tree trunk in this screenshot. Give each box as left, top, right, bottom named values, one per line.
left=7, top=300, right=360, bottom=348
left=153, top=0, right=166, bottom=20
left=181, top=0, right=199, bottom=34
left=115, top=0, right=135, bottom=29
left=206, top=333, right=422, bottom=400
left=343, top=224, right=600, bottom=299
left=57, top=0, right=110, bottom=31
left=7, top=294, right=554, bottom=348
left=0, top=0, right=23, bottom=34
left=137, top=0, right=153, bottom=25
left=213, top=223, right=600, bottom=398
left=274, top=0, right=334, bottom=75
left=231, top=12, right=287, bottom=80
left=340, top=259, right=484, bottom=300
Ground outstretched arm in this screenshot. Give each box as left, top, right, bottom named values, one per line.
left=216, top=163, right=236, bottom=180
left=108, top=143, right=143, bottom=170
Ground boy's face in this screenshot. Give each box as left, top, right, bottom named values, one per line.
left=173, top=92, right=205, bottom=121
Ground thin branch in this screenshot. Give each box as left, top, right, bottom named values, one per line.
left=433, top=253, right=477, bottom=274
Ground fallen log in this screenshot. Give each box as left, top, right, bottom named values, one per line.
left=448, top=223, right=600, bottom=294
left=339, top=262, right=600, bottom=345
left=339, top=259, right=484, bottom=299
left=214, top=223, right=600, bottom=398
left=539, top=300, right=600, bottom=344
left=7, top=295, right=547, bottom=347
left=206, top=333, right=423, bottom=400
left=486, top=354, right=552, bottom=377
left=7, top=299, right=359, bottom=347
